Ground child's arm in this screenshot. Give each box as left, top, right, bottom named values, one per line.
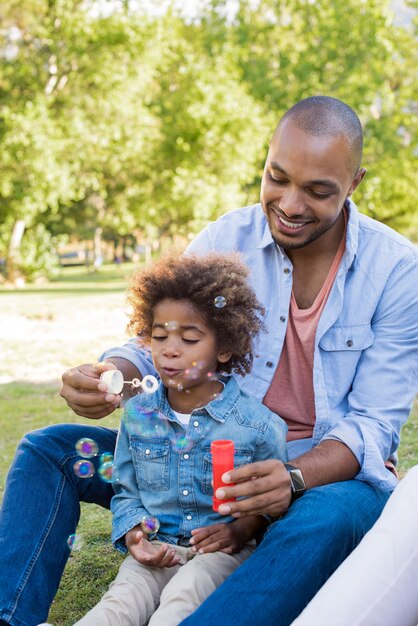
left=189, top=516, right=268, bottom=555
left=111, top=418, right=155, bottom=552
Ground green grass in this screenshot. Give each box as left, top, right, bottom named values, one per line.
left=0, top=263, right=417, bottom=624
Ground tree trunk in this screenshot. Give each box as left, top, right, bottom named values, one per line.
left=6, top=219, right=25, bottom=283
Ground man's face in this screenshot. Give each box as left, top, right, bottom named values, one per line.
left=260, top=119, right=365, bottom=251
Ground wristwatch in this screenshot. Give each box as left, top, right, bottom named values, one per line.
left=284, top=463, right=306, bottom=502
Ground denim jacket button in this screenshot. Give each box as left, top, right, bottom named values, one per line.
left=266, top=361, right=273, bottom=368
left=193, top=421, right=199, bottom=427
left=183, top=454, right=190, bottom=460
left=183, top=490, right=189, bottom=496
left=280, top=316, right=286, bottom=322
left=346, top=339, right=353, bottom=347
left=145, top=449, right=150, bottom=455
left=186, top=515, right=192, bottom=520
left=284, top=267, right=290, bottom=274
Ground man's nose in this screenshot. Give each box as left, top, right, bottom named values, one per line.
left=279, top=186, right=305, bottom=217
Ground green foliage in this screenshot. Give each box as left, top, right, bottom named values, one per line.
left=0, top=0, right=416, bottom=280
left=14, top=224, right=61, bottom=280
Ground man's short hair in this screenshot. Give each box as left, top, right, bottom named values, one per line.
left=279, top=96, right=363, bottom=174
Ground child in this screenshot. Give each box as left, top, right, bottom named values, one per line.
left=75, top=252, right=288, bottom=626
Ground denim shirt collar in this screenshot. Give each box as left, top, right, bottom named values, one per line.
left=134, top=375, right=242, bottom=425
left=343, top=198, right=359, bottom=271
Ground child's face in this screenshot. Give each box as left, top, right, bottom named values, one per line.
left=151, top=298, right=231, bottom=395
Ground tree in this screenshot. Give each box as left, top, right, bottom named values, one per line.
left=203, top=0, right=418, bottom=231
left=1, top=0, right=416, bottom=281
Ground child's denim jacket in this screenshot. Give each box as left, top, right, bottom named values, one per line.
left=111, top=376, right=288, bottom=552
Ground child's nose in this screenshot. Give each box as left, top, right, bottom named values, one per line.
left=163, top=338, right=180, bottom=357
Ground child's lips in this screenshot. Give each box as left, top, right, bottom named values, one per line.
left=161, top=367, right=182, bottom=377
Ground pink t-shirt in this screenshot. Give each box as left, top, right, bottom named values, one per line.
left=263, top=224, right=346, bottom=442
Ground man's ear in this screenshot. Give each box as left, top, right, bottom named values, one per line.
left=347, top=167, right=366, bottom=198
left=217, top=350, right=232, bottom=364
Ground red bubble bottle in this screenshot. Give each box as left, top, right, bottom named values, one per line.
left=211, top=440, right=236, bottom=512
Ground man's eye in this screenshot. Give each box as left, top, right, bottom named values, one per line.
left=268, top=173, right=287, bottom=185
left=309, top=190, right=332, bottom=199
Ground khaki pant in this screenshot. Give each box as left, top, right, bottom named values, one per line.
left=74, top=541, right=255, bottom=626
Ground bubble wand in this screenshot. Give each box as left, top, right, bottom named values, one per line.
left=100, top=370, right=159, bottom=395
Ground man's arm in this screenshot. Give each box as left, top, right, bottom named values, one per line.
left=293, top=439, right=360, bottom=489
left=214, top=440, right=360, bottom=519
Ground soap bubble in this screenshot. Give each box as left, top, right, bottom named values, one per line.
left=124, top=403, right=170, bottom=438
left=73, top=459, right=95, bottom=478
left=67, top=533, right=84, bottom=551
left=171, top=433, right=193, bottom=453
left=164, top=320, right=178, bottom=331
left=100, top=452, right=114, bottom=465
left=98, top=461, right=115, bottom=483
left=184, top=366, right=199, bottom=380
left=214, top=296, right=226, bottom=308
left=75, top=438, right=98, bottom=458
left=141, top=515, right=160, bottom=534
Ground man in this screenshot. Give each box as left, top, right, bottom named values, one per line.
left=0, top=96, right=417, bottom=626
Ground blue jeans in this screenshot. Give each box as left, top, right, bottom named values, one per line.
left=180, top=480, right=391, bottom=626
left=0, top=423, right=117, bottom=626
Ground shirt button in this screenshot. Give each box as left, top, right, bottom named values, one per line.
left=193, top=420, right=199, bottom=427
left=145, top=449, right=150, bottom=455
left=182, top=490, right=189, bottom=496
left=186, top=515, right=192, bottom=520
left=183, top=454, right=190, bottom=460
left=346, top=340, right=353, bottom=347
left=284, top=267, right=290, bottom=274
left=280, top=316, right=286, bottom=322
left=266, top=361, right=273, bottom=368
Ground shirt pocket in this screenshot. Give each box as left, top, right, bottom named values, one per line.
left=201, top=446, right=254, bottom=495
left=319, top=324, right=375, bottom=404
left=129, top=436, right=171, bottom=491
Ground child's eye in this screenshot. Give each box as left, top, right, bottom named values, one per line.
left=151, top=335, right=167, bottom=341
left=183, top=338, right=199, bottom=344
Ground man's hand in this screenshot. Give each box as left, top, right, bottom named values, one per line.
left=214, top=442, right=361, bottom=518
left=215, top=459, right=292, bottom=518
left=60, top=361, right=122, bottom=419
left=125, top=526, right=181, bottom=568
left=190, top=516, right=267, bottom=554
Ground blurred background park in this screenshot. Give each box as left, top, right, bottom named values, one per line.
left=0, top=0, right=417, bottom=622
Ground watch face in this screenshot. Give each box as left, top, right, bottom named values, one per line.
left=290, top=468, right=306, bottom=494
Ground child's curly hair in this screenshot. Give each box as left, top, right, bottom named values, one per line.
left=126, top=252, right=265, bottom=376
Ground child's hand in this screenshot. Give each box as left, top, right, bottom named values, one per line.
left=189, top=522, right=244, bottom=555
left=125, top=525, right=182, bottom=568
left=190, top=516, right=267, bottom=555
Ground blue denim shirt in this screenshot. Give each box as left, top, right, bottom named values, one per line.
left=102, top=201, right=418, bottom=492
left=111, top=376, right=288, bottom=552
